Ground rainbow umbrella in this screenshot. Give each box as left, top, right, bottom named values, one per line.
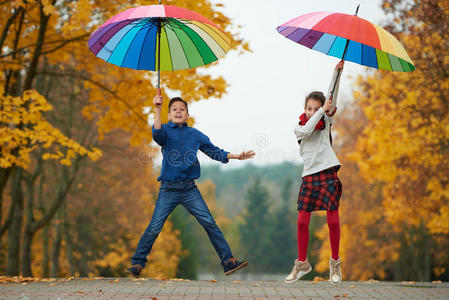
left=276, top=6, right=414, bottom=94
left=88, top=3, right=231, bottom=94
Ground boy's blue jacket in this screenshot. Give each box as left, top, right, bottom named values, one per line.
left=152, top=120, right=229, bottom=182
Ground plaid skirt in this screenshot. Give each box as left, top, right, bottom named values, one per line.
left=297, top=166, right=342, bottom=212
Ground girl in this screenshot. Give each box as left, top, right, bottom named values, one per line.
left=285, top=61, right=344, bottom=285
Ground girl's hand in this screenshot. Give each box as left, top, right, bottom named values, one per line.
left=153, top=95, right=163, bottom=108
left=231, top=150, right=256, bottom=160
left=323, top=98, right=333, bottom=112
left=335, top=60, right=344, bottom=71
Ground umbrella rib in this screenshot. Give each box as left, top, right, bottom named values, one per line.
left=161, top=25, right=173, bottom=70
left=121, top=22, right=150, bottom=68
left=181, top=19, right=228, bottom=54
left=387, top=53, right=394, bottom=71
left=106, top=22, right=137, bottom=62
left=166, top=20, right=192, bottom=69
left=180, top=24, right=206, bottom=66
left=90, top=20, right=131, bottom=49
left=194, top=21, right=231, bottom=49
left=137, top=23, right=156, bottom=70
left=170, top=19, right=205, bottom=67
left=325, top=34, right=338, bottom=56
left=360, top=42, right=364, bottom=67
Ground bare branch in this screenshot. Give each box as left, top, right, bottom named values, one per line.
left=0, top=6, right=23, bottom=52
left=0, top=34, right=90, bottom=58
left=38, top=71, right=149, bottom=124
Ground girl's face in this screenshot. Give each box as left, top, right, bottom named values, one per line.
left=168, top=101, right=189, bottom=124
left=305, top=98, right=323, bottom=119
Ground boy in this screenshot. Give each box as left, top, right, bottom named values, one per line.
left=127, top=94, right=255, bottom=277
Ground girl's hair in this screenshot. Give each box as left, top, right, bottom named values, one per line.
left=305, top=91, right=326, bottom=107
left=169, top=97, right=189, bottom=113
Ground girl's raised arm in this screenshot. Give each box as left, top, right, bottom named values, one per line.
left=327, top=61, right=344, bottom=116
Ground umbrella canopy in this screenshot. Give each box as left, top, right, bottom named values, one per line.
left=88, top=5, right=231, bottom=71
left=277, top=11, right=414, bottom=72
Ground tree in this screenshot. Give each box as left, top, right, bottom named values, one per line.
left=1, top=0, right=248, bottom=276
left=265, top=179, right=297, bottom=273
left=239, top=177, right=272, bottom=273
left=315, top=0, right=449, bottom=281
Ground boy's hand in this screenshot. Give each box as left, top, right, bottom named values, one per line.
left=335, top=60, right=344, bottom=71
left=153, top=95, right=163, bottom=109
left=323, top=98, right=332, bottom=112
left=229, top=150, right=255, bottom=160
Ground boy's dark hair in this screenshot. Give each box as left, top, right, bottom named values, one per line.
left=168, top=97, right=189, bottom=113
left=305, top=91, right=326, bottom=107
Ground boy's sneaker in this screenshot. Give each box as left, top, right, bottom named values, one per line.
left=223, top=259, right=248, bottom=276
left=285, top=259, right=312, bottom=283
left=329, top=257, right=342, bottom=285
left=126, top=264, right=143, bottom=277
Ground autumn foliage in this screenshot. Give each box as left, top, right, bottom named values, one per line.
left=0, top=0, right=246, bottom=278
left=316, top=0, right=449, bottom=281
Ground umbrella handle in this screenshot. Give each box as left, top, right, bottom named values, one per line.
left=330, top=62, right=343, bottom=97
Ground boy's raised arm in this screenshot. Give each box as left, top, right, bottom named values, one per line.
left=153, top=94, right=163, bottom=129
left=152, top=94, right=166, bottom=146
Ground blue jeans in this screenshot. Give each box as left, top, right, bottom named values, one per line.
left=132, top=179, right=233, bottom=268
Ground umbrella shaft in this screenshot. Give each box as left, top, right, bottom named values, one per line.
left=157, top=18, right=161, bottom=89
left=330, top=39, right=349, bottom=96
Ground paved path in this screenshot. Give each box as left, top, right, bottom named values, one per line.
left=0, top=278, right=447, bottom=299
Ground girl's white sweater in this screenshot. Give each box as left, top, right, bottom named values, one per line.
left=294, top=68, right=341, bottom=177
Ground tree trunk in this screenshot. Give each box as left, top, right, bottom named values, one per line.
left=21, top=167, right=39, bottom=277
left=42, top=223, right=50, bottom=278
left=6, top=168, right=24, bottom=276
left=63, top=203, right=75, bottom=276
left=21, top=230, right=34, bottom=277
left=21, top=153, right=44, bottom=276
left=0, top=168, right=13, bottom=230
left=50, top=209, right=63, bottom=278
left=38, top=168, right=49, bottom=278
left=77, top=215, right=91, bottom=277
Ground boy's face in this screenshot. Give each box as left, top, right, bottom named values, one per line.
left=305, top=98, right=323, bottom=119
left=168, top=101, right=189, bottom=125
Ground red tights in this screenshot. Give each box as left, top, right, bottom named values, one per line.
left=297, top=210, right=340, bottom=261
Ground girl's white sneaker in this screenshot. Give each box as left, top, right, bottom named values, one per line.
left=285, top=259, right=312, bottom=283
left=329, top=257, right=342, bottom=285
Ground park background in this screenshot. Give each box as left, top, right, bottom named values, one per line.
left=1, top=0, right=448, bottom=283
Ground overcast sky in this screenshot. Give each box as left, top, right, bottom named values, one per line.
left=160, top=0, right=386, bottom=168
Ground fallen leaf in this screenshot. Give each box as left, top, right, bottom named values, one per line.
left=48, top=283, right=57, bottom=286
left=76, top=291, right=86, bottom=294
left=432, top=281, right=442, bottom=284
left=98, top=289, right=102, bottom=292
left=109, top=279, right=120, bottom=283
left=209, top=279, right=217, bottom=283
left=233, top=280, right=240, bottom=283
left=313, top=276, right=326, bottom=282
left=350, top=285, right=355, bottom=288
